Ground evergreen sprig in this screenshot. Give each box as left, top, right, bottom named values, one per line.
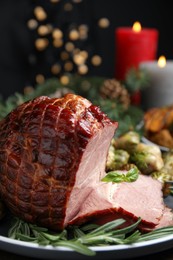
left=124, top=67, right=150, bottom=94
left=8, top=217, right=141, bottom=256
left=8, top=217, right=173, bottom=256
left=0, top=74, right=144, bottom=136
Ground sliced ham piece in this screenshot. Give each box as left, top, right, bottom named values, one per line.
left=69, top=174, right=173, bottom=231
left=142, top=207, right=173, bottom=232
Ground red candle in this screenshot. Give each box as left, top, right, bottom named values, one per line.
left=115, top=22, right=159, bottom=81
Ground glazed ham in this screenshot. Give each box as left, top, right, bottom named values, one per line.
left=0, top=94, right=118, bottom=230
left=0, top=93, right=172, bottom=231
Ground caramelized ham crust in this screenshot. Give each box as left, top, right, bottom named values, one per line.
left=0, top=94, right=118, bottom=230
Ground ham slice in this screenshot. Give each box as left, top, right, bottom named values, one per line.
left=69, top=174, right=173, bottom=231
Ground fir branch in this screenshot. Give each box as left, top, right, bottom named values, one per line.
left=124, top=67, right=150, bottom=93
left=0, top=75, right=144, bottom=138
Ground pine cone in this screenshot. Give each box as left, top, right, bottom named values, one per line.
left=100, top=79, right=130, bottom=109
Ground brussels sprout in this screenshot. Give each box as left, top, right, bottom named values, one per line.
left=151, top=169, right=172, bottom=183
left=106, top=145, right=130, bottom=171
left=113, top=131, right=140, bottom=153
left=130, top=143, right=164, bottom=175
left=162, top=150, right=173, bottom=178
left=134, top=143, right=162, bottom=157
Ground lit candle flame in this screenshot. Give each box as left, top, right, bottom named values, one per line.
left=132, top=21, right=142, bottom=32
left=158, top=56, right=166, bottom=68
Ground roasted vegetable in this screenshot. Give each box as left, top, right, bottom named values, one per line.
left=120, top=163, right=140, bottom=172
left=151, top=170, right=173, bottom=197
left=130, top=143, right=164, bottom=175
left=106, top=145, right=130, bottom=171
left=144, top=107, right=169, bottom=132
left=162, top=150, right=173, bottom=177
left=151, top=170, right=172, bottom=183
left=113, top=131, right=140, bottom=153
left=133, top=143, right=162, bottom=157
left=110, top=132, right=164, bottom=175
left=148, top=129, right=173, bottom=149
left=143, top=105, right=173, bottom=149
left=108, top=131, right=173, bottom=197
left=152, top=150, right=173, bottom=182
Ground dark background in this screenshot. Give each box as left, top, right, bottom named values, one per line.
left=0, top=0, right=173, bottom=99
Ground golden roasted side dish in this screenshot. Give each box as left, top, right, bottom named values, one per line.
left=144, top=105, right=173, bottom=149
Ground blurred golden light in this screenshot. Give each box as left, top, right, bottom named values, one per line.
left=37, top=25, right=51, bottom=36
left=52, top=29, right=63, bottom=39
left=98, top=18, right=110, bottom=28
left=80, top=50, right=88, bottom=59
left=51, top=64, right=61, bottom=74
left=158, top=55, right=166, bottom=68
left=36, top=74, right=45, bottom=84
left=64, top=61, right=73, bottom=71
left=35, top=38, right=49, bottom=51
left=69, top=29, right=79, bottom=41
left=91, top=55, right=102, bottom=66
left=50, top=0, right=60, bottom=3
left=60, top=51, right=69, bottom=60
left=79, top=31, right=88, bottom=40
left=27, top=19, right=38, bottom=29
left=60, top=75, right=70, bottom=85
left=34, top=6, right=47, bottom=21
left=73, top=48, right=80, bottom=54
left=47, top=24, right=53, bottom=31
left=65, top=42, right=75, bottom=52
left=72, top=0, right=83, bottom=3
left=53, top=39, right=63, bottom=48
left=64, top=3, right=73, bottom=11
left=78, top=24, right=88, bottom=39
left=79, top=24, right=88, bottom=31
left=73, top=53, right=85, bottom=65
left=24, top=86, right=34, bottom=95
left=78, top=64, right=88, bottom=74
left=132, top=21, right=142, bottom=32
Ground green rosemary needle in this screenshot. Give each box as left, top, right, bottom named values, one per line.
left=7, top=217, right=173, bottom=256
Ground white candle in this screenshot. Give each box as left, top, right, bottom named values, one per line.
left=140, top=56, right=173, bottom=110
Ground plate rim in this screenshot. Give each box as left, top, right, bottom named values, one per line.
left=141, top=136, right=170, bottom=152
left=1, top=229, right=173, bottom=253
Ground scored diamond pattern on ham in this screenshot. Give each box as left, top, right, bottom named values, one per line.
left=0, top=94, right=118, bottom=230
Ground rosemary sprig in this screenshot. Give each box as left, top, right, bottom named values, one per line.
left=8, top=217, right=173, bottom=256
left=138, top=226, right=173, bottom=242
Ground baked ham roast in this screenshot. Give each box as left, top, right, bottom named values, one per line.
left=0, top=94, right=117, bottom=230
left=0, top=93, right=172, bottom=232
